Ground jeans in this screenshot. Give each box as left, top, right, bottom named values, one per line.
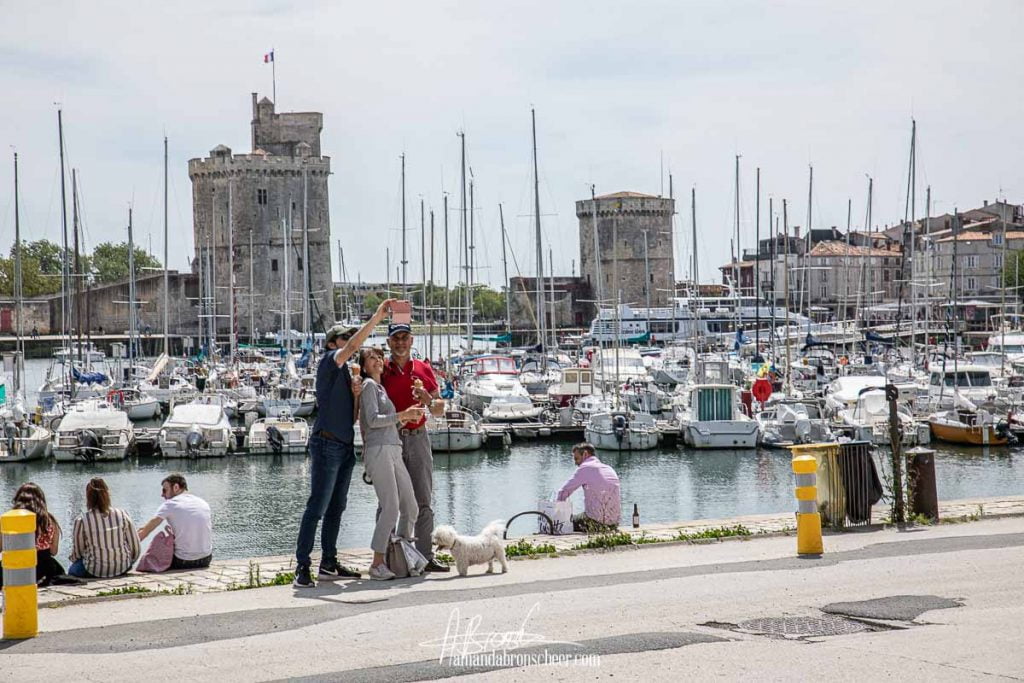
left=296, top=435, right=356, bottom=567
left=68, top=558, right=94, bottom=578
left=171, top=554, right=213, bottom=570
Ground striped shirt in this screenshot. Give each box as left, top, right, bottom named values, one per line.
left=70, top=508, right=141, bottom=578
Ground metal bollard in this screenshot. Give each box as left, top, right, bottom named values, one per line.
left=791, top=453, right=824, bottom=555
left=2, top=509, right=38, bottom=639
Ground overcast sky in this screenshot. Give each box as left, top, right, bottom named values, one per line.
left=1, top=0, right=1022, bottom=290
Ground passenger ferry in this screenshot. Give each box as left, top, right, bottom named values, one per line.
left=585, top=296, right=814, bottom=344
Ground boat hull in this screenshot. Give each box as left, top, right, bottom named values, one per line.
left=584, top=427, right=660, bottom=451
left=682, top=421, right=760, bottom=449
left=429, top=430, right=484, bottom=452
left=929, top=420, right=1007, bottom=446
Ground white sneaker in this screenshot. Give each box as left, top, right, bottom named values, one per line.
left=369, top=564, right=396, bottom=581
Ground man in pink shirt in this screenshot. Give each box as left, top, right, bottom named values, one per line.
left=556, top=442, right=621, bottom=532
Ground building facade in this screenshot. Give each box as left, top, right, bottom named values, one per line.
left=188, top=94, right=333, bottom=340
left=575, top=192, right=674, bottom=313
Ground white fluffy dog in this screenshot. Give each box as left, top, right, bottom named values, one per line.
left=432, top=520, right=508, bottom=577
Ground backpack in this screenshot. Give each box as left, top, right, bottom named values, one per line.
left=386, top=537, right=428, bottom=578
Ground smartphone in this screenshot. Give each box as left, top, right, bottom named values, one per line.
left=392, top=300, right=412, bottom=324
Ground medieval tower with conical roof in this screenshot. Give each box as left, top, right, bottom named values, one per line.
left=188, top=94, right=333, bottom=343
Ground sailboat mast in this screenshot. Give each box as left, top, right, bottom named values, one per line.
left=443, top=194, right=451, bottom=360
left=591, top=185, right=603, bottom=305
left=420, top=198, right=426, bottom=338
left=72, top=170, right=83, bottom=365
left=733, top=156, right=740, bottom=306
left=128, top=206, right=136, bottom=362
left=401, top=153, right=407, bottom=299
left=924, top=186, right=931, bottom=365
left=228, top=179, right=236, bottom=358
left=531, top=109, right=546, bottom=350
left=803, top=164, right=813, bottom=317
left=429, top=209, right=435, bottom=360
left=249, top=228, right=255, bottom=345
left=283, top=202, right=291, bottom=352
left=163, top=136, right=169, bottom=356
left=13, top=152, right=23, bottom=361
left=783, top=199, right=792, bottom=395
left=691, top=187, right=698, bottom=291
left=57, top=109, right=70, bottom=360
left=467, top=179, right=474, bottom=351
left=755, top=167, right=761, bottom=356
left=499, top=203, right=511, bottom=338
left=302, top=167, right=310, bottom=338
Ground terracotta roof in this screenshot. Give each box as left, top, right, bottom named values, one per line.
left=808, top=241, right=899, bottom=257
left=937, top=231, right=996, bottom=243
left=594, top=191, right=660, bottom=200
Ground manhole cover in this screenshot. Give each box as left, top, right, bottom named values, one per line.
left=737, top=615, right=869, bottom=639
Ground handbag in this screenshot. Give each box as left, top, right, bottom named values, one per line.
left=137, top=527, right=175, bottom=573
left=386, top=537, right=428, bottom=578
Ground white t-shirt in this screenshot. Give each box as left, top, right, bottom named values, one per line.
left=156, top=492, right=212, bottom=561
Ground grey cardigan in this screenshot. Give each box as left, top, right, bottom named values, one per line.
left=359, top=378, right=402, bottom=448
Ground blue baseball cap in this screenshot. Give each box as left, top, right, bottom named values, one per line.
left=387, top=323, right=412, bottom=337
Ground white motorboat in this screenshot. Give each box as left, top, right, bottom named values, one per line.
left=517, top=356, right=564, bottom=398
left=676, top=384, right=760, bottom=449
left=591, top=348, right=650, bottom=388
left=927, top=365, right=998, bottom=410
left=823, top=375, right=888, bottom=417
left=52, top=400, right=134, bottom=462
left=138, top=372, right=197, bottom=408
left=429, top=409, right=486, bottom=452
left=0, top=404, right=51, bottom=463
left=756, top=400, right=835, bottom=448
left=159, top=398, right=233, bottom=458
left=837, top=388, right=930, bottom=446
left=54, top=341, right=106, bottom=363
left=482, top=396, right=545, bottom=422
left=585, top=411, right=660, bottom=451
left=460, top=356, right=531, bottom=413
left=246, top=412, right=309, bottom=454
left=106, top=387, right=162, bottom=421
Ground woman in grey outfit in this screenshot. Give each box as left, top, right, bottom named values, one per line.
left=358, top=347, right=423, bottom=580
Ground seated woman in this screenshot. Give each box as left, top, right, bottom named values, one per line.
left=358, top=347, right=422, bottom=581
left=0, top=482, right=64, bottom=586
left=69, top=477, right=141, bottom=579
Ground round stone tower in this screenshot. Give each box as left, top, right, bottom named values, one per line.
left=575, top=192, right=675, bottom=311
left=188, top=94, right=332, bottom=341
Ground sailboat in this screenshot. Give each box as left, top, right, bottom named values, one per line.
left=1, top=152, right=52, bottom=463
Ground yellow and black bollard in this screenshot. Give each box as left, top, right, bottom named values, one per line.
left=2, top=509, right=38, bottom=639
left=790, top=448, right=823, bottom=555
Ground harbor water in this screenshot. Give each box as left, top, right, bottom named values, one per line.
left=4, top=358, right=1024, bottom=566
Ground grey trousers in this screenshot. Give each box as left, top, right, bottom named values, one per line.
left=399, top=429, right=435, bottom=559
left=364, top=444, right=418, bottom=554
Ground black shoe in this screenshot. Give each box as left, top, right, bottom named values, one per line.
left=293, top=565, right=315, bottom=587
left=424, top=559, right=450, bottom=573
left=319, top=560, right=362, bottom=580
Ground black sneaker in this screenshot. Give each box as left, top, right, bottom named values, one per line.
left=424, top=559, right=450, bottom=573
left=319, top=560, right=362, bottom=580
left=293, top=565, right=315, bottom=588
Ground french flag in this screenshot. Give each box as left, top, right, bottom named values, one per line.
left=264, top=50, right=274, bottom=63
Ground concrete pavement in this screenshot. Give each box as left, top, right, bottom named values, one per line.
left=3, top=515, right=1024, bottom=681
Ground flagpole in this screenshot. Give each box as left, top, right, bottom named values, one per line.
left=272, top=48, right=276, bottom=104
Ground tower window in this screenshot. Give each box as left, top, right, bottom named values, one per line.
left=272, top=259, right=278, bottom=272
left=257, top=188, right=268, bottom=205
left=297, top=257, right=303, bottom=271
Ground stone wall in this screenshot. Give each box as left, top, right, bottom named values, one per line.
left=189, top=94, right=333, bottom=340
left=0, top=299, right=52, bottom=335
left=508, top=276, right=592, bottom=332
left=576, top=192, right=674, bottom=314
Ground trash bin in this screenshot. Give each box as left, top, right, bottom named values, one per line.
left=790, top=441, right=883, bottom=530
left=906, top=447, right=938, bottom=521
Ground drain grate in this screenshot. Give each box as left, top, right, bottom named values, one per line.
left=736, top=615, right=870, bottom=639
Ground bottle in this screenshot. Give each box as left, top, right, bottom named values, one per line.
left=632, top=503, right=640, bottom=529
left=350, top=363, right=361, bottom=378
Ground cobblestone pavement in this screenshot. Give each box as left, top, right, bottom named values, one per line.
left=26, top=494, right=1024, bottom=605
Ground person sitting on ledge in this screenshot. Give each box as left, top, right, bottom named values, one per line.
left=69, top=478, right=140, bottom=579
left=138, top=473, right=213, bottom=570
left=555, top=442, right=621, bottom=533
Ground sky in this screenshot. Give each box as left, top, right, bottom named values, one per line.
left=1, top=0, right=1022, bottom=290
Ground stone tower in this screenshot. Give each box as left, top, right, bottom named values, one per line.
left=188, top=94, right=332, bottom=341
left=575, top=192, right=675, bottom=311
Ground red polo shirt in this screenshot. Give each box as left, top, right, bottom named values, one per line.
left=381, top=358, right=438, bottom=430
